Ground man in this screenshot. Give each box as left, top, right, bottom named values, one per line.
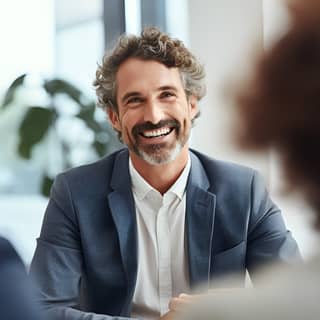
left=0, top=236, right=41, bottom=320
left=30, top=27, right=300, bottom=320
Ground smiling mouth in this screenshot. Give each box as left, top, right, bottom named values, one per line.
left=139, top=127, right=174, bottom=139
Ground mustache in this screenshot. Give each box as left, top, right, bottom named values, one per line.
left=132, top=120, right=180, bottom=136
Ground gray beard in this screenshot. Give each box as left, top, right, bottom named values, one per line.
left=135, top=142, right=184, bottom=165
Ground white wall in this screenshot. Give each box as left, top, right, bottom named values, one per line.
left=0, top=0, right=55, bottom=91
left=188, top=0, right=269, bottom=177
left=55, top=0, right=104, bottom=97
left=0, top=0, right=54, bottom=263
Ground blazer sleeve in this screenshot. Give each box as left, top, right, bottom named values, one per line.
left=29, top=174, right=137, bottom=320
left=246, top=171, right=302, bottom=278
left=0, top=237, right=42, bottom=320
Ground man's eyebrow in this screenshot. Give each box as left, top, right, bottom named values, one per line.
left=121, top=86, right=178, bottom=103
left=121, top=92, right=141, bottom=104
left=158, top=85, right=178, bottom=92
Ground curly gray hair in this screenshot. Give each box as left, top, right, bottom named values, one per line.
left=94, top=27, right=206, bottom=116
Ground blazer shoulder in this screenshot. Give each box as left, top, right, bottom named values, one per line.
left=189, top=149, right=265, bottom=199
left=52, top=148, right=129, bottom=197
left=190, top=149, right=257, bottom=182
left=58, top=148, right=127, bottom=181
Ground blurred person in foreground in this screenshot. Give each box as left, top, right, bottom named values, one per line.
left=174, top=0, right=320, bottom=319
left=0, top=236, right=41, bottom=320
left=30, top=27, right=300, bottom=320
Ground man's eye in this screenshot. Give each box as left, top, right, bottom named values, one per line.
left=126, top=97, right=143, bottom=105
left=161, top=91, right=175, bottom=99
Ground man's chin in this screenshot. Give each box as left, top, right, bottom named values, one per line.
left=137, top=144, right=183, bottom=165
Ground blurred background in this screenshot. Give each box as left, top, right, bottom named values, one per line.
left=0, top=0, right=318, bottom=266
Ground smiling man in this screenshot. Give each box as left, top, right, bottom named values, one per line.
left=30, top=27, right=301, bottom=320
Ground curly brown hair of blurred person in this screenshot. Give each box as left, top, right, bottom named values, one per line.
left=234, top=6, right=320, bottom=227
left=94, top=27, right=206, bottom=114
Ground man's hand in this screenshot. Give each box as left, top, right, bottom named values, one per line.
left=160, top=310, right=177, bottom=320
left=159, top=294, right=199, bottom=320
left=168, top=293, right=201, bottom=312
left=168, top=290, right=245, bottom=313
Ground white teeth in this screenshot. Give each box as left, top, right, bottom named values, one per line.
left=142, top=127, right=171, bottom=138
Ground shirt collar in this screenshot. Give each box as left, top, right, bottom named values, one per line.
left=129, top=159, right=154, bottom=201
left=167, top=155, right=191, bottom=200
left=129, top=155, right=191, bottom=201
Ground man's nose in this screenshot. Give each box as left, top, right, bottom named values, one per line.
left=143, top=100, right=164, bottom=124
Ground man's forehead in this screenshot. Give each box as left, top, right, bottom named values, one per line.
left=115, top=58, right=183, bottom=95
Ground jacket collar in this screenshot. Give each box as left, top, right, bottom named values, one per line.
left=186, top=152, right=216, bottom=290
left=108, top=149, right=137, bottom=313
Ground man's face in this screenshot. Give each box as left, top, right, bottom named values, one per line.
left=108, top=58, right=198, bottom=165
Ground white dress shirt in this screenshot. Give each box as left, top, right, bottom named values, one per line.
left=129, top=157, right=191, bottom=320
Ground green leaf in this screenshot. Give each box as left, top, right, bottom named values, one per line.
left=1, top=74, right=27, bottom=109
left=41, top=175, right=54, bottom=197
left=18, top=107, right=55, bottom=159
left=44, top=79, right=85, bottom=106
left=76, top=103, right=96, bottom=121
left=76, top=104, right=105, bottom=134
left=93, top=140, right=107, bottom=157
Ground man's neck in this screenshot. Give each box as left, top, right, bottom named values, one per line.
left=129, top=147, right=189, bottom=195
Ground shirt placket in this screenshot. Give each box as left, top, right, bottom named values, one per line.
left=156, top=197, right=172, bottom=316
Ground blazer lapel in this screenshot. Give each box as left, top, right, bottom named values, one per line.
left=186, top=152, right=216, bottom=290
left=108, top=150, right=138, bottom=301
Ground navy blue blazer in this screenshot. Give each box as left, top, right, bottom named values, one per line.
left=30, top=149, right=300, bottom=319
left=0, top=237, right=41, bottom=320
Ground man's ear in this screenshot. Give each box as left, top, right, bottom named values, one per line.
left=189, top=95, right=199, bottom=120
left=107, top=108, right=121, bottom=131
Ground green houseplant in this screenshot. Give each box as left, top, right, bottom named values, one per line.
left=1, top=74, right=122, bottom=196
